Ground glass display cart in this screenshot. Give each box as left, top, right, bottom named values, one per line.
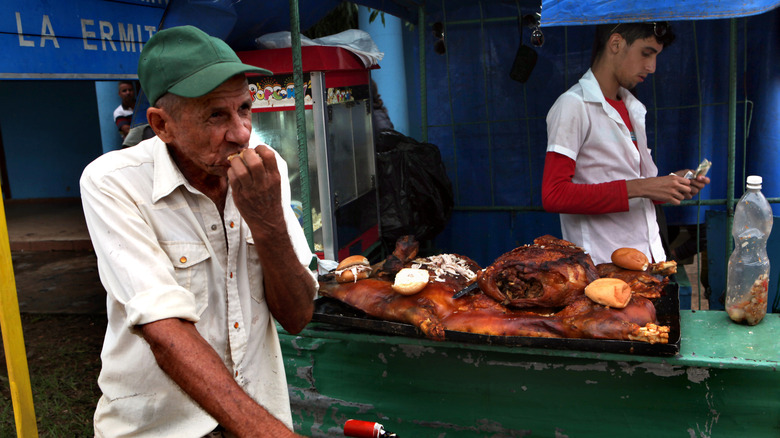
left=237, top=46, right=380, bottom=261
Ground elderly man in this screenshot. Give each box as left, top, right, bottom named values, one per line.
left=80, top=25, right=317, bottom=437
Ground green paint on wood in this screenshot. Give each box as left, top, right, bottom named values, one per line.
left=280, top=311, right=780, bottom=437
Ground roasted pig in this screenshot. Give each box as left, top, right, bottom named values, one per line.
left=374, top=235, right=421, bottom=281
left=319, top=235, right=669, bottom=344
left=596, top=262, right=673, bottom=299
left=477, top=235, right=598, bottom=308
left=318, top=276, right=668, bottom=344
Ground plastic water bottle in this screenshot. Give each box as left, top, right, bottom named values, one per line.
left=725, top=175, right=773, bottom=325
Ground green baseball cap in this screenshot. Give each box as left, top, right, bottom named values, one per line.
left=138, top=25, right=272, bottom=105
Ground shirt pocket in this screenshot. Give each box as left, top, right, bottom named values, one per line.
left=159, top=241, right=211, bottom=315
left=246, top=238, right=265, bottom=304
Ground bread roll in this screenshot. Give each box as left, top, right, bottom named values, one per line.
left=227, top=149, right=245, bottom=162
left=611, top=247, right=649, bottom=271
left=392, top=268, right=430, bottom=295
left=335, top=255, right=371, bottom=283
left=584, top=278, right=632, bottom=308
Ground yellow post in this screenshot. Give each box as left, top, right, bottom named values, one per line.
left=0, top=194, right=38, bottom=437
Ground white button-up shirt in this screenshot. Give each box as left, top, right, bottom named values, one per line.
left=80, top=137, right=316, bottom=437
left=546, top=69, right=666, bottom=265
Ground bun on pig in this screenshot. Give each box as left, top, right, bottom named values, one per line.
left=335, top=255, right=372, bottom=283
left=585, top=278, right=632, bottom=308
left=611, top=247, right=649, bottom=271
left=392, top=268, right=430, bottom=295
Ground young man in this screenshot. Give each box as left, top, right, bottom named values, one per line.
left=112, top=80, right=136, bottom=139
left=542, top=22, right=710, bottom=265
left=81, top=26, right=317, bottom=437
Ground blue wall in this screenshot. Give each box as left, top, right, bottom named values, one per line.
left=386, top=4, right=780, bottom=266
left=359, top=7, right=410, bottom=136
left=0, top=81, right=104, bottom=199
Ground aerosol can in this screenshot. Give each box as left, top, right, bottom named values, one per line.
left=343, top=419, right=399, bottom=438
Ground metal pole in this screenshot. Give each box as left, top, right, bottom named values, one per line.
left=726, top=18, right=737, bottom=269
left=289, top=0, right=314, bottom=256
left=0, top=193, right=39, bottom=437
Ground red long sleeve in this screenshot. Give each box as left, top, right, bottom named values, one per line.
left=541, top=152, right=629, bottom=214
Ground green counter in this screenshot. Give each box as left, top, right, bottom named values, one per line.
left=280, top=310, right=780, bottom=437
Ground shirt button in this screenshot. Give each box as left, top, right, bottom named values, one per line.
left=179, top=256, right=187, bottom=263
left=229, top=272, right=233, bottom=278
left=229, top=221, right=235, bottom=228
left=211, top=224, right=218, bottom=231
left=234, top=322, right=239, bottom=329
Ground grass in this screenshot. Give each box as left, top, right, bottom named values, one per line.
left=1, top=313, right=105, bottom=437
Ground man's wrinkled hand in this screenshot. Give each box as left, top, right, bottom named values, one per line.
left=227, top=145, right=286, bottom=239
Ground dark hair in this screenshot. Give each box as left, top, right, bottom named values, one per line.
left=591, top=22, right=676, bottom=67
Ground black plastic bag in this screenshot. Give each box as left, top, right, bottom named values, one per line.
left=375, top=130, right=454, bottom=249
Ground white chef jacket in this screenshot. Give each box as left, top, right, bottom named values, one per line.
left=545, top=69, right=666, bottom=265
left=80, top=137, right=316, bottom=438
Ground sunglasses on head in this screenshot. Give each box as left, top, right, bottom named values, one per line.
left=652, top=22, right=668, bottom=37
left=609, top=22, right=668, bottom=38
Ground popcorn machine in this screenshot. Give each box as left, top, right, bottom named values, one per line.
left=237, top=46, right=380, bottom=261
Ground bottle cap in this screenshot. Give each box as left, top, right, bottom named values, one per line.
left=746, top=175, right=762, bottom=189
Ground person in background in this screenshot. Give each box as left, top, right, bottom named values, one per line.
left=81, top=25, right=317, bottom=437
left=542, top=22, right=710, bottom=265
left=113, top=80, right=136, bottom=139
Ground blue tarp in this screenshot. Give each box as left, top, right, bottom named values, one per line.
left=541, top=0, right=780, bottom=26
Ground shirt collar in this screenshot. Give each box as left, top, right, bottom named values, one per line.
left=579, top=69, right=605, bottom=103
left=149, top=135, right=270, bottom=204
left=151, top=137, right=191, bottom=204
left=579, top=68, right=646, bottom=118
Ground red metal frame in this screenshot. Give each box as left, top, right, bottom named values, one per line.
left=238, top=46, right=375, bottom=76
